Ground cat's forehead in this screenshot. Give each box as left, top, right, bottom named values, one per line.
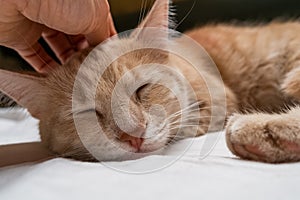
left=44, top=37, right=169, bottom=99
left=87, top=38, right=169, bottom=79
left=109, top=39, right=170, bottom=70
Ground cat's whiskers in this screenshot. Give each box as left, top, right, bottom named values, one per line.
left=152, top=99, right=210, bottom=131
left=164, top=107, right=212, bottom=125
left=166, top=104, right=217, bottom=122
left=174, top=0, right=196, bottom=30
left=168, top=107, right=201, bottom=118
left=164, top=102, right=201, bottom=121
left=168, top=115, right=221, bottom=125
left=138, top=0, right=145, bottom=24
left=167, top=117, right=206, bottom=126
left=158, top=102, right=209, bottom=133
left=140, top=0, right=149, bottom=24
left=168, top=124, right=210, bottom=131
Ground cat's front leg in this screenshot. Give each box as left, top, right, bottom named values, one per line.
left=225, top=107, right=300, bottom=163
left=281, top=67, right=300, bottom=101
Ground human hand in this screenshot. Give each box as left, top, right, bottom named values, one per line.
left=0, top=0, right=116, bottom=73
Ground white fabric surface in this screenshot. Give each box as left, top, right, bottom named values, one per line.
left=0, top=108, right=299, bottom=200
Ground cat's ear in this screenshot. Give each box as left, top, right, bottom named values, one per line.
left=131, top=0, right=171, bottom=39
left=0, top=70, right=46, bottom=119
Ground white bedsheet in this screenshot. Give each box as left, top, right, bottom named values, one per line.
left=0, top=108, right=299, bottom=200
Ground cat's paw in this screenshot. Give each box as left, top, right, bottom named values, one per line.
left=225, top=112, right=300, bottom=163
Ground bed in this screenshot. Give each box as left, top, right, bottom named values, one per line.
left=0, top=108, right=299, bottom=200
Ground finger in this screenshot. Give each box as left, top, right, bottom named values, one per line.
left=109, top=13, right=117, bottom=36
left=68, top=35, right=89, bottom=51
left=0, top=142, right=55, bottom=168
left=16, top=42, right=59, bottom=74
left=42, top=29, right=75, bottom=64
left=86, top=13, right=117, bottom=46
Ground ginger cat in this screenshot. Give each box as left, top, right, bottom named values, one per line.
left=186, top=22, right=300, bottom=163
left=0, top=0, right=299, bottom=163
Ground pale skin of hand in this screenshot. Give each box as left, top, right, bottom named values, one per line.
left=0, top=0, right=116, bottom=73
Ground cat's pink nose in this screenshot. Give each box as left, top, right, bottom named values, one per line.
left=119, top=133, right=144, bottom=150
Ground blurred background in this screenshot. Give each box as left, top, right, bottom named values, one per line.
left=1, top=0, right=300, bottom=71
left=0, top=0, right=299, bottom=106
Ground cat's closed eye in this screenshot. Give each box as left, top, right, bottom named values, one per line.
left=96, top=110, right=104, bottom=119
left=136, top=84, right=149, bottom=101
left=80, top=109, right=104, bottom=119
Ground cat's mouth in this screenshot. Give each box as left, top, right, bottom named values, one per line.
left=116, top=130, right=170, bottom=154
left=118, top=133, right=144, bottom=152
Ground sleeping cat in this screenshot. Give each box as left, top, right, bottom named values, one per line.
left=0, top=0, right=299, bottom=163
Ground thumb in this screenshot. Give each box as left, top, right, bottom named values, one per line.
left=16, top=42, right=59, bottom=73
left=85, top=13, right=117, bottom=46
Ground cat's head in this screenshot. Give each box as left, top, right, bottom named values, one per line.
left=0, top=0, right=204, bottom=161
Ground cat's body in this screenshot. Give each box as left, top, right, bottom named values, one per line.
left=0, top=0, right=300, bottom=163
left=186, top=22, right=300, bottom=162
left=187, top=22, right=300, bottom=112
